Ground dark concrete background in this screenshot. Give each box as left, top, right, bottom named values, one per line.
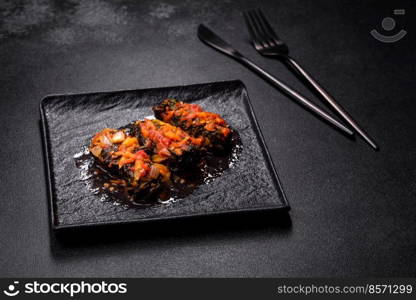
left=0, top=0, right=415, bottom=277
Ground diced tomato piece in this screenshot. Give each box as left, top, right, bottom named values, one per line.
left=159, top=148, right=171, bottom=157
left=205, top=123, right=216, bottom=131
left=221, top=128, right=231, bottom=136
left=135, top=150, right=148, bottom=160
left=164, top=111, right=174, bottom=121
left=164, top=131, right=181, bottom=141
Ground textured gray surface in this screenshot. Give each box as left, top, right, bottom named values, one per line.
left=41, top=81, right=287, bottom=227
left=0, top=0, right=415, bottom=277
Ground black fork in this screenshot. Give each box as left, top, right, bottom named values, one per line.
left=244, top=9, right=378, bottom=150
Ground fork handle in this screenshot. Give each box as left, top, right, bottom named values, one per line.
left=237, top=56, right=354, bottom=136
left=285, top=56, right=378, bottom=150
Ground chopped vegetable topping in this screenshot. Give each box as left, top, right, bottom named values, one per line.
left=153, top=98, right=232, bottom=145
left=137, top=119, right=203, bottom=161
left=89, top=127, right=171, bottom=185
left=89, top=98, right=234, bottom=199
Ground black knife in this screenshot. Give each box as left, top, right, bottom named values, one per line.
left=197, top=24, right=354, bottom=137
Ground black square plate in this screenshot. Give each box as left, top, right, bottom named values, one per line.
left=40, top=80, right=289, bottom=229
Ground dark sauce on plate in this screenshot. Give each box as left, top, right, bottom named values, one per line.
left=74, top=131, right=242, bottom=209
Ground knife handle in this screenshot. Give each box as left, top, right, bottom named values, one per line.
left=238, top=56, right=354, bottom=136
left=285, top=56, right=378, bottom=149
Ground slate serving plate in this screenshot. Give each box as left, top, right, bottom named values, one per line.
left=40, top=80, right=289, bottom=229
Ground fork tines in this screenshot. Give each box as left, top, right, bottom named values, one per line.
left=243, top=9, right=287, bottom=53
left=248, top=10, right=279, bottom=43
